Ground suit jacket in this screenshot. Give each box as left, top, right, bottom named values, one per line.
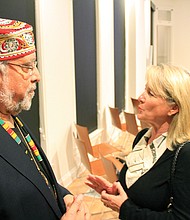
left=0, top=117, right=71, bottom=220
left=119, top=129, right=190, bottom=220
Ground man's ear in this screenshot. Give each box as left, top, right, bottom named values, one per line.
left=168, top=104, right=179, bottom=116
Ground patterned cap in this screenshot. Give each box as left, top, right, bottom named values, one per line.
left=0, top=18, right=36, bottom=61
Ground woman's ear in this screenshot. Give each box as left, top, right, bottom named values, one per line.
left=168, top=104, right=179, bottom=116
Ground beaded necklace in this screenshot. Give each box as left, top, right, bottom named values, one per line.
left=13, top=116, right=43, bottom=162
left=0, top=117, right=43, bottom=161
left=0, top=118, right=21, bottom=144
left=0, top=117, right=57, bottom=199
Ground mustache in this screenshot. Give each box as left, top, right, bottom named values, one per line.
left=27, top=84, right=37, bottom=93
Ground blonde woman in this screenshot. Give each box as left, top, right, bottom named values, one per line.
left=86, top=64, right=190, bottom=219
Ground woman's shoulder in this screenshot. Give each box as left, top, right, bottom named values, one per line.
left=181, top=141, right=190, bottom=152
left=174, top=142, right=190, bottom=177
left=176, top=141, right=190, bottom=161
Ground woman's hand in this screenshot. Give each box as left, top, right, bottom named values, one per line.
left=101, top=182, right=128, bottom=212
left=61, top=194, right=90, bottom=220
left=85, top=174, right=117, bottom=194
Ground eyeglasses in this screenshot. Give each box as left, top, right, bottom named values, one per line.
left=6, top=61, right=38, bottom=75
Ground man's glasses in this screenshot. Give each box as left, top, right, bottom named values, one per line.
left=6, top=61, right=38, bottom=75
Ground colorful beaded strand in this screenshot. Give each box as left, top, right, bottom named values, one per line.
left=25, top=134, right=42, bottom=162
left=0, top=118, right=21, bottom=144
left=14, top=117, right=43, bottom=162
left=0, top=117, right=43, bottom=162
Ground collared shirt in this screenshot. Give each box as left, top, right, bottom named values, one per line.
left=125, top=128, right=167, bottom=188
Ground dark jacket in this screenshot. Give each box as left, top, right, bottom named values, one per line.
left=0, top=117, right=70, bottom=220
left=119, top=129, right=190, bottom=219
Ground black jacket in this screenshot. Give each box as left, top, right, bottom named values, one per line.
left=119, top=129, right=190, bottom=219
left=0, top=117, right=70, bottom=220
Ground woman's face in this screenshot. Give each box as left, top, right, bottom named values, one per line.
left=137, top=86, right=178, bottom=128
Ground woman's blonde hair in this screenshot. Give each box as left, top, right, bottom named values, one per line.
left=146, top=63, right=190, bottom=148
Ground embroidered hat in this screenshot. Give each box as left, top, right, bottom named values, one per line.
left=0, top=18, right=36, bottom=61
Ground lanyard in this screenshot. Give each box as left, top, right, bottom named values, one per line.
left=0, top=116, right=43, bottom=162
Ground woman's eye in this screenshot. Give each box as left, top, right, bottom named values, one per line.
left=147, top=89, right=155, bottom=97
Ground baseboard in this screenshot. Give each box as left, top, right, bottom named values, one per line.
left=59, top=163, right=86, bottom=187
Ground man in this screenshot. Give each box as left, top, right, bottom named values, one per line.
left=0, top=18, right=89, bottom=220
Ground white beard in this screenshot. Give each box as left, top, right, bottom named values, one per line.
left=0, top=79, right=36, bottom=115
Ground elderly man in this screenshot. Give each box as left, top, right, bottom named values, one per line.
left=0, top=18, right=89, bottom=220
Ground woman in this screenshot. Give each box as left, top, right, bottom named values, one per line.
left=86, top=64, right=190, bottom=219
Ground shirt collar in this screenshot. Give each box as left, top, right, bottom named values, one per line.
left=144, top=127, right=167, bottom=148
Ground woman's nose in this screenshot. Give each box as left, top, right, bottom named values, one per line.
left=138, top=92, right=145, bottom=103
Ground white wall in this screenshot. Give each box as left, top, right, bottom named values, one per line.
left=153, top=0, right=190, bottom=70
left=96, top=0, right=115, bottom=140
left=35, top=0, right=151, bottom=186
left=35, top=0, right=77, bottom=186
left=172, top=0, right=190, bottom=70
left=35, top=0, right=117, bottom=186
left=125, top=0, right=149, bottom=112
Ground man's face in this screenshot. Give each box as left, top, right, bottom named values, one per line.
left=0, top=52, right=40, bottom=115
